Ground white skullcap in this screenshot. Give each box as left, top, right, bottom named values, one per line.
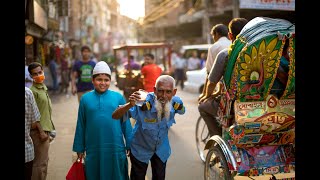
left=92, top=61, right=111, bottom=76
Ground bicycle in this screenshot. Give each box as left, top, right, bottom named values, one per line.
left=195, top=115, right=210, bottom=163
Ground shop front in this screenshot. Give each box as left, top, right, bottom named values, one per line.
left=25, top=0, right=48, bottom=64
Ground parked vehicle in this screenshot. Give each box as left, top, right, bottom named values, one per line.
left=184, top=67, right=206, bottom=93
left=113, top=43, right=173, bottom=100
left=180, top=44, right=210, bottom=94
left=179, top=44, right=211, bottom=57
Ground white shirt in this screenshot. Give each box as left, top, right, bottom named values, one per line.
left=187, top=56, right=201, bottom=70
left=172, top=56, right=187, bottom=69
left=205, top=36, right=231, bottom=74
left=25, top=65, right=33, bottom=88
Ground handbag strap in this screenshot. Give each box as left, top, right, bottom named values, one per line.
left=76, top=157, right=83, bottom=163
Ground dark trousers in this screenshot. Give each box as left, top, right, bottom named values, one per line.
left=25, top=160, right=33, bottom=180
left=174, top=69, right=185, bottom=89
left=130, top=153, right=167, bottom=180
left=198, top=98, right=222, bottom=136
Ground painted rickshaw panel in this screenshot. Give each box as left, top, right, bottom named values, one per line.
left=204, top=17, right=296, bottom=178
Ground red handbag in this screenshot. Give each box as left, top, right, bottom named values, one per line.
left=66, top=158, right=85, bottom=180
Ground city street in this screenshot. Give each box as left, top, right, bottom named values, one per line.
left=46, top=76, right=294, bottom=180
left=25, top=0, right=295, bottom=179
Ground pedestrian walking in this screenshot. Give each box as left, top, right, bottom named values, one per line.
left=72, top=61, right=133, bottom=180
left=60, top=54, right=70, bottom=94
left=25, top=87, right=48, bottom=180
left=71, top=45, right=96, bottom=102
left=187, top=50, right=201, bottom=71
left=141, top=53, right=162, bottom=92
left=48, top=52, right=59, bottom=93
left=28, top=62, right=56, bottom=180
left=199, top=52, right=207, bottom=69
left=112, top=75, right=186, bottom=180
left=172, top=52, right=187, bottom=90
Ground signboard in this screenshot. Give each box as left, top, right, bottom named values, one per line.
left=240, top=0, right=295, bottom=11
left=25, top=35, right=34, bottom=45
left=33, top=0, right=48, bottom=30
left=234, top=95, right=295, bottom=124
left=26, top=23, right=44, bottom=38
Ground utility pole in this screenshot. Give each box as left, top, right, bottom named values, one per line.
left=202, top=0, right=211, bottom=44
left=233, top=0, right=240, bottom=18
left=79, top=0, right=83, bottom=46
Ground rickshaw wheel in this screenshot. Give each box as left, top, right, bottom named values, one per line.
left=195, top=116, right=210, bottom=163
left=204, top=145, right=233, bottom=180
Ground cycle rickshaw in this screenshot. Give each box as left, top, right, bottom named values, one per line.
left=199, top=17, right=295, bottom=179
left=112, top=42, right=173, bottom=100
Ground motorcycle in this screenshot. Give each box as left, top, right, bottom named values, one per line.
left=203, top=17, right=295, bottom=179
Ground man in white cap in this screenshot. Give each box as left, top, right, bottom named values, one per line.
left=72, top=61, right=133, bottom=180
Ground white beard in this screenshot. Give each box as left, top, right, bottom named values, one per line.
left=154, top=98, right=171, bottom=121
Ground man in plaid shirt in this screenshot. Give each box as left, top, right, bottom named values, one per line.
left=25, top=87, right=47, bottom=180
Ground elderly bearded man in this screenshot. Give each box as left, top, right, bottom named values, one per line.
left=112, top=75, right=186, bottom=180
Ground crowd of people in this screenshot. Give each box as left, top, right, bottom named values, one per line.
left=23, top=20, right=232, bottom=180
left=25, top=16, right=293, bottom=180
left=25, top=44, right=186, bottom=180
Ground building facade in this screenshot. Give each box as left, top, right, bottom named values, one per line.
left=139, top=0, right=295, bottom=51
left=26, top=0, right=139, bottom=64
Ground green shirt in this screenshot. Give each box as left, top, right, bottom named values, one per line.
left=30, top=83, right=55, bottom=131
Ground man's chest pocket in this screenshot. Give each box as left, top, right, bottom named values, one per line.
left=141, top=119, right=168, bottom=139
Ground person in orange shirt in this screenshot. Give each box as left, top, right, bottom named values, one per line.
left=141, top=53, right=162, bottom=92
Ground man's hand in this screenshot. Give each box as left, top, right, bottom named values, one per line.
left=198, top=96, right=208, bottom=104
left=198, top=93, right=205, bottom=102
left=199, top=92, right=220, bottom=104
left=77, top=152, right=84, bottom=160
left=128, top=90, right=145, bottom=106
left=39, top=132, right=49, bottom=142
left=126, top=149, right=131, bottom=157
left=172, top=96, right=184, bottom=110
left=112, top=91, right=138, bottom=119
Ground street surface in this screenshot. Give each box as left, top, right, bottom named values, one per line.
left=46, top=75, right=294, bottom=180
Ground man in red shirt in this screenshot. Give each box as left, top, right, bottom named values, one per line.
left=141, top=53, right=162, bottom=92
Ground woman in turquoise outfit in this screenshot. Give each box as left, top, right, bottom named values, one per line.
left=72, top=61, right=132, bottom=180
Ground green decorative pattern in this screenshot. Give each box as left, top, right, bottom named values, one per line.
left=281, top=36, right=295, bottom=99
left=234, top=35, right=283, bottom=101
left=225, top=37, right=246, bottom=89
left=223, top=17, right=295, bottom=102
